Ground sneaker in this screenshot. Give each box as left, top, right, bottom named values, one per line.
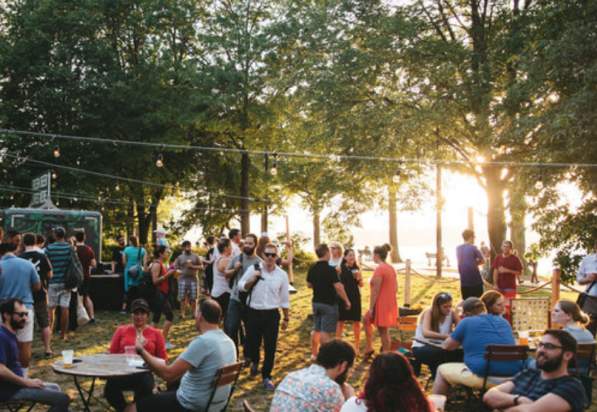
left=263, top=378, right=275, bottom=391
left=88, top=319, right=96, bottom=324
left=288, top=284, right=298, bottom=294
left=165, top=342, right=174, bottom=350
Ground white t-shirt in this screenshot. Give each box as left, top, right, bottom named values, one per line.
left=340, top=396, right=367, bottom=412
left=211, top=256, right=231, bottom=298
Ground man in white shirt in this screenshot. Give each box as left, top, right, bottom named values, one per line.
left=577, top=239, right=597, bottom=336
left=238, top=242, right=290, bottom=391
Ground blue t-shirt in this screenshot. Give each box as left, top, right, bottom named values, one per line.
left=0, top=326, right=24, bottom=401
left=123, top=246, right=146, bottom=288
left=46, top=241, right=72, bottom=285
left=451, top=314, right=522, bottom=376
left=0, top=255, right=40, bottom=308
left=177, top=329, right=236, bottom=411
left=456, top=243, right=483, bottom=286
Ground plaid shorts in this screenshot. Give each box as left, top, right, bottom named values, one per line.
left=178, top=277, right=197, bottom=301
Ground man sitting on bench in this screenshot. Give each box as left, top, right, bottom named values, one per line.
left=0, top=298, right=71, bottom=412
left=483, top=329, right=586, bottom=412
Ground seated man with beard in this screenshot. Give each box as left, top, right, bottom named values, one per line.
left=270, top=339, right=355, bottom=412
left=483, top=329, right=586, bottom=412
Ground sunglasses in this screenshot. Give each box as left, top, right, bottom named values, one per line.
left=437, top=293, right=452, bottom=302
left=537, top=342, right=562, bottom=350
left=264, top=252, right=277, bottom=258
left=14, top=311, right=29, bottom=318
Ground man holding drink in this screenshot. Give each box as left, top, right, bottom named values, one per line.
left=174, top=241, right=202, bottom=319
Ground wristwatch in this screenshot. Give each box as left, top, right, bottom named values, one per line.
left=513, top=394, right=521, bottom=405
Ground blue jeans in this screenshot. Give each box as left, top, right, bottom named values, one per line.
left=9, top=383, right=70, bottom=412
left=224, top=298, right=248, bottom=358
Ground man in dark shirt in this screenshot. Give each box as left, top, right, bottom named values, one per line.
left=20, top=233, right=53, bottom=356
left=484, top=329, right=586, bottom=412
left=0, top=298, right=70, bottom=411
left=111, top=235, right=126, bottom=274
left=307, top=243, right=350, bottom=361
left=75, top=231, right=97, bottom=323
left=456, top=229, right=485, bottom=299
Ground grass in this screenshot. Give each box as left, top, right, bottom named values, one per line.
left=26, top=270, right=596, bottom=412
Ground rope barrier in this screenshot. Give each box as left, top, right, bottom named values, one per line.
left=481, top=277, right=499, bottom=291
left=410, top=268, right=460, bottom=283
left=560, top=282, right=586, bottom=295
left=517, top=280, right=552, bottom=295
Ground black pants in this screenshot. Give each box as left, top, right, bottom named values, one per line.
left=105, top=372, right=155, bottom=412
left=152, top=292, right=174, bottom=324
left=247, top=308, right=280, bottom=380
left=136, top=390, right=191, bottom=412
left=460, top=284, right=484, bottom=300
left=214, top=292, right=230, bottom=322
left=412, top=346, right=464, bottom=379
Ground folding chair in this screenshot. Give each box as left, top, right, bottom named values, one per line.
left=481, top=344, right=529, bottom=392
left=573, top=343, right=596, bottom=409
left=205, top=361, right=243, bottom=411
left=242, top=399, right=257, bottom=412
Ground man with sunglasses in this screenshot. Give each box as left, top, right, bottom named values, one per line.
left=238, top=243, right=290, bottom=391
left=484, top=329, right=586, bottom=412
left=0, top=298, right=71, bottom=411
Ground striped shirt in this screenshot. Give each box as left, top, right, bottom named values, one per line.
left=46, top=242, right=72, bottom=285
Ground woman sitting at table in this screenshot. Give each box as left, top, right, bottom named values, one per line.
left=105, top=299, right=167, bottom=412
left=411, top=292, right=461, bottom=378
left=552, top=300, right=595, bottom=343
left=480, top=290, right=506, bottom=316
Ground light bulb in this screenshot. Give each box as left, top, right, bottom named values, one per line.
left=51, top=172, right=57, bottom=179
left=270, top=166, right=278, bottom=176
left=156, top=154, right=164, bottom=168
left=52, top=146, right=61, bottom=158
left=392, top=174, right=400, bottom=184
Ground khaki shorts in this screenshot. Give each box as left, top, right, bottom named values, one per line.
left=438, top=363, right=508, bottom=389
left=48, top=284, right=71, bottom=308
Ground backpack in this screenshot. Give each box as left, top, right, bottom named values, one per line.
left=139, top=262, right=157, bottom=304
left=64, top=247, right=84, bottom=289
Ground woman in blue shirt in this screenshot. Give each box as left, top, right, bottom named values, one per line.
left=123, top=236, right=147, bottom=310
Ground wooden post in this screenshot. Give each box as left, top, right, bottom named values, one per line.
left=285, top=215, right=294, bottom=284
left=404, top=259, right=412, bottom=307
left=467, top=207, right=474, bottom=230
left=551, top=267, right=560, bottom=308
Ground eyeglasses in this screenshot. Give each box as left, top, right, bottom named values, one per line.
left=14, top=312, right=29, bottom=318
left=264, top=252, right=277, bottom=258
left=537, top=342, right=562, bottom=350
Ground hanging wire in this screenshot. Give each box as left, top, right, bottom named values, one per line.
left=2, top=128, right=596, bottom=168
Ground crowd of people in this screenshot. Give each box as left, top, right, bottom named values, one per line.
left=0, top=224, right=596, bottom=412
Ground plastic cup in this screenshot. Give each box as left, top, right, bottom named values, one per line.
left=125, top=345, right=137, bottom=365
left=429, top=394, right=446, bottom=411
left=62, top=350, right=74, bottom=366
left=518, top=330, right=529, bottom=346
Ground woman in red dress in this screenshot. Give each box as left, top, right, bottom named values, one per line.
left=364, top=244, right=398, bottom=356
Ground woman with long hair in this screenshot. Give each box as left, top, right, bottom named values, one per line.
left=123, top=236, right=147, bottom=310
left=341, top=352, right=434, bottom=412
left=211, top=238, right=232, bottom=319
left=552, top=300, right=594, bottom=343
left=364, top=244, right=398, bottom=356
left=411, top=292, right=461, bottom=378
left=149, top=246, right=175, bottom=348
left=337, top=248, right=363, bottom=356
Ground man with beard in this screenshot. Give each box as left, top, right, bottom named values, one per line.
left=270, top=339, right=355, bottom=411
left=128, top=298, right=236, bottom=412
left=174, top=241, right=202, bottom=319
left=223, top=233, right=261, bottom=361
left=484, top=329, right=586, bottom=412
left=0, top=298, right=71, bottom=411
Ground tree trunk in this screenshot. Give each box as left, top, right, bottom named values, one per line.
left=484, top=166, right=507, bottom=263
left=137, top=204, right=149, bottom=245
left=240, top=151, right=250, bottom=236
left=261, top=207, right=268, bottom=234
left=436, top=165, right=443, bottom=278
left=388, top=185, right=402, bottom=263
left=509, top=186, right=527, bottom=276
left=126, top=198, right=135, bottom=240
left=312, top=208, right=321, bottom=249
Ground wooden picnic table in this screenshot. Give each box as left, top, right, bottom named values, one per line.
left=52, top=353, right=149, bottom=411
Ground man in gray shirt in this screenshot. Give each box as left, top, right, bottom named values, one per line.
left=131, top=298, right=236, bottom=412
left=174, top=241, right=202, bottom=319
left=224, top=233, right=261, bottom=361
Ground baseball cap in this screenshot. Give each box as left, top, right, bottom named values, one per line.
left=130, top=299, right=151, bottom=314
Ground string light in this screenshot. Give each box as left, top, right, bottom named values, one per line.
left=392, top=170, right=401, bottom=184
left=52, top=146, right=60, bottom=158
left=51, top=171, right=57, bottom=179
left=155, top=153, right=164, bottom=168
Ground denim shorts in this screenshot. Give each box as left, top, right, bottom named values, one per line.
left=312, top=302, right=339, bottom=333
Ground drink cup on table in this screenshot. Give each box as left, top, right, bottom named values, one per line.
left=62, top=350, right=74, bottom=367
left=518, top=330, right=529, bottom=346
left=125, top=345, right=137, bottom=365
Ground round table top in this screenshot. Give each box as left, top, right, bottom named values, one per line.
left=52, top=354, right=149, bottom=378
